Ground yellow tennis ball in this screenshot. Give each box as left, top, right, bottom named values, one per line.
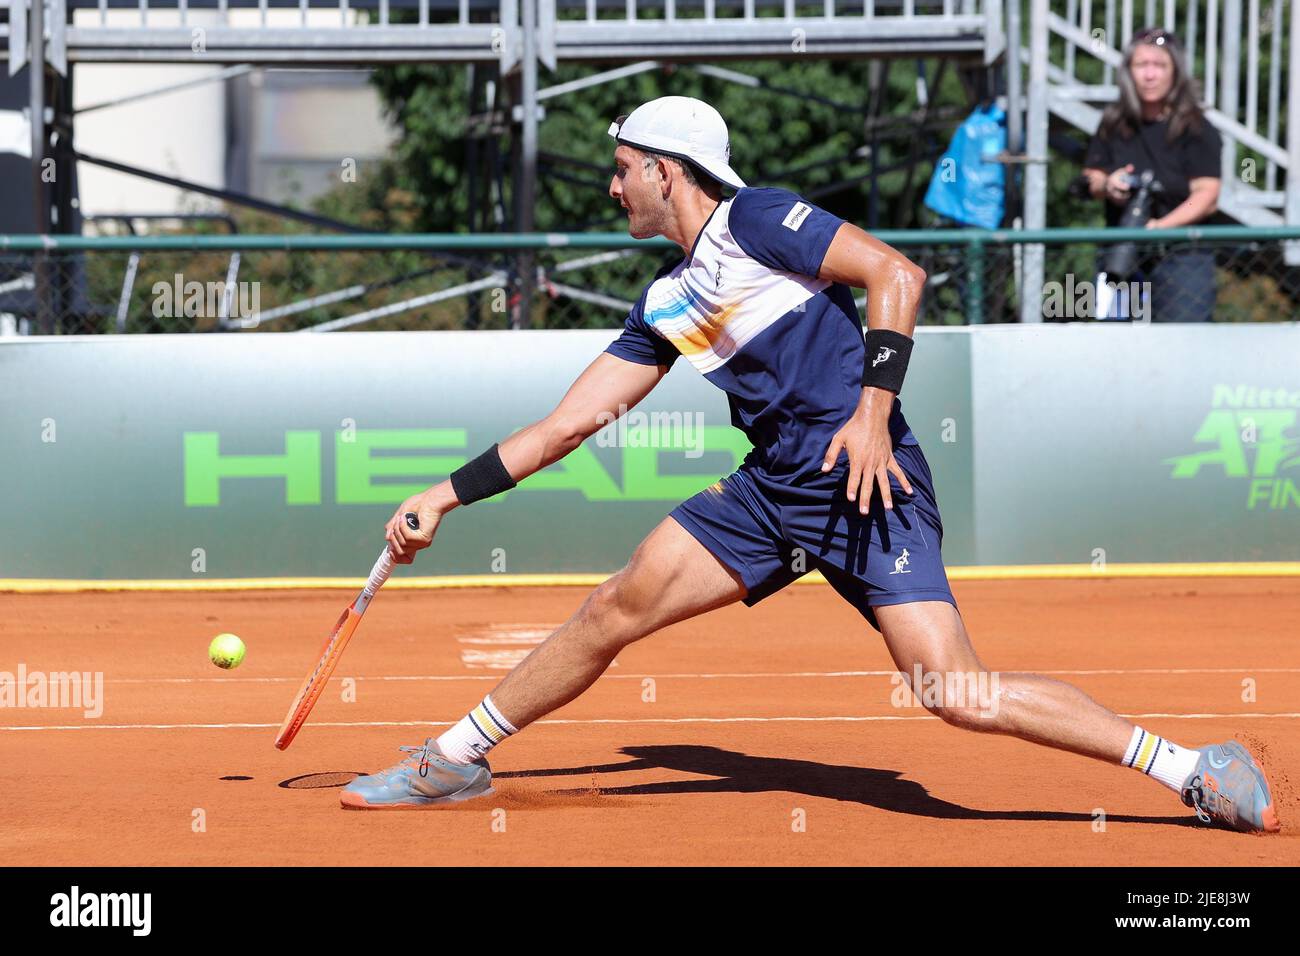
left=209, top=633, right=246, bottom=670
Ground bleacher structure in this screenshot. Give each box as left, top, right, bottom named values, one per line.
left=3, top=0, right=1299, bottom=326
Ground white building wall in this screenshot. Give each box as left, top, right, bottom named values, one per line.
left=71, top=9, right=397, bottom=220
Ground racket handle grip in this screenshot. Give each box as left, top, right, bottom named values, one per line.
left=365, top=512, right=420, bottom=596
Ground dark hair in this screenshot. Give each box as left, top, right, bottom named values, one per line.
left=639, top=149, right=721, bottom=194
left=1098, top=28, right=1207, bottom=144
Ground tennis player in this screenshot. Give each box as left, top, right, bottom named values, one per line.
left=342, top=96, right=1279, bottom=834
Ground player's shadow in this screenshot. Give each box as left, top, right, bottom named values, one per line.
left=498, top=745, right=1196, bottom=827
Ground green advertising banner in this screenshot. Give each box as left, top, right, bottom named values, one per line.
left=970, top=324, right=1300, bottom=564
left=0, top=330, right=969, bottom=579
left=3, top=323, right=1295, bottom=580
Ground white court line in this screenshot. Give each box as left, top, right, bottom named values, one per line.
left=101, top=667, right=1300, bottom=685
left=4, top=713, right=1300, bottom=732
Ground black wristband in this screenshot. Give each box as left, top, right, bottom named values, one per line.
left=449, top=443, right=517, bottom=505
left=861, top=328, right=914, bottom=393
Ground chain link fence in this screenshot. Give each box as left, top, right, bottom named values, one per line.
left=914, top=234, right=1300, bottom=325
left=1, top=243, right=674, bottom=334
left=3, top=227, right=1299, bottom=334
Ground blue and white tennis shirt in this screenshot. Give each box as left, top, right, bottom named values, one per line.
left=606, top=186, right=913, bottom=482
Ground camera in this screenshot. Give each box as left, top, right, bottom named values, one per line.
left=1101, top=169, right=1165, bottom=279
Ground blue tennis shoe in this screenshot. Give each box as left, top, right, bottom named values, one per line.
left=1180, top=740, right=1280, bottom=833
left=341, top=739, right=494, bottom=809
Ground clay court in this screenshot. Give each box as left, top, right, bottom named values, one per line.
left=2, top=574, right=1297, bottom=866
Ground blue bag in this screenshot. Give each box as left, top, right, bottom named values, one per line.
left=923, top=104, right=1007, bottom=230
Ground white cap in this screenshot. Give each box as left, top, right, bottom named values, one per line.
left=607, top=96, right=746, bottom=190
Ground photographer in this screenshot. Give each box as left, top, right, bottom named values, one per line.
left=1081, top=28, right=1222, bottom=322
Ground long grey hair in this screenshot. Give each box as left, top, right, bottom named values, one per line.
left=1097, top=27, right=1208, bottom=144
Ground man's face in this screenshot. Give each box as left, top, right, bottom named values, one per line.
left=1130, top=43, right=1174, bottom=106
left=609, top=144, right=666, bottom=239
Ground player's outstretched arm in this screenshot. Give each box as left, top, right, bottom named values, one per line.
left=385, top=352, right=667, bottom=562
left=817, top=222, right=927, bottom=514
left=495, top=351, right=669, bottom=481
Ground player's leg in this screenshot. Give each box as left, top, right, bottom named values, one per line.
left=485, top=514, right=747, bottom=729
left=439, top=467, right=796, bottom=756
left=341, top=517, right=745, bottom=809
left=794, top=439, right=1279, bottom=832
left=873, top=599, right=1279, bottom=832
left=805, top=438, right=1134, bottom=759
left=872, top=600, right=1132, bottom=761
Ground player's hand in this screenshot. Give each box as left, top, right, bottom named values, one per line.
left=385, top=491, right=444, bottom=565
left=1106, top=165, right=1135, bottom=205
left=821, top=402, right=913, bottom=515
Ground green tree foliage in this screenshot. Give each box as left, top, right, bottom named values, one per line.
left=368, top=58, right=986, bottom=234
left=362, top=58, right=1008, bottom=325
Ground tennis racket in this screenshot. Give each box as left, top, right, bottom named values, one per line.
left=274, top=512, right=419, bottom=751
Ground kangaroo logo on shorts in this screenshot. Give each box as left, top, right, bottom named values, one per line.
left=873, top=347, right=896, bottom=368
left=890, top=548, right=911, bottom=575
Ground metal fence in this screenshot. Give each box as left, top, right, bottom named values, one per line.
left=3, top=225, right=1300, bottom=334
left=8, top=0, right=998, bottom=70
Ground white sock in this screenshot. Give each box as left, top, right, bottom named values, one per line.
left=1122, top=726, right=1201, bottom=793
left=436, top=695, right=518, bottom=764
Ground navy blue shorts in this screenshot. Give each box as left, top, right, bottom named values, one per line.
left=670, top=441, right=956, bottom=631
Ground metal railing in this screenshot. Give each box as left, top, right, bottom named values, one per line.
left=3, top=224, right=1299, bottom=333
left=1038, top=0, right=1300, bottom=231
left=2, top=0, right=998, bottom=70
